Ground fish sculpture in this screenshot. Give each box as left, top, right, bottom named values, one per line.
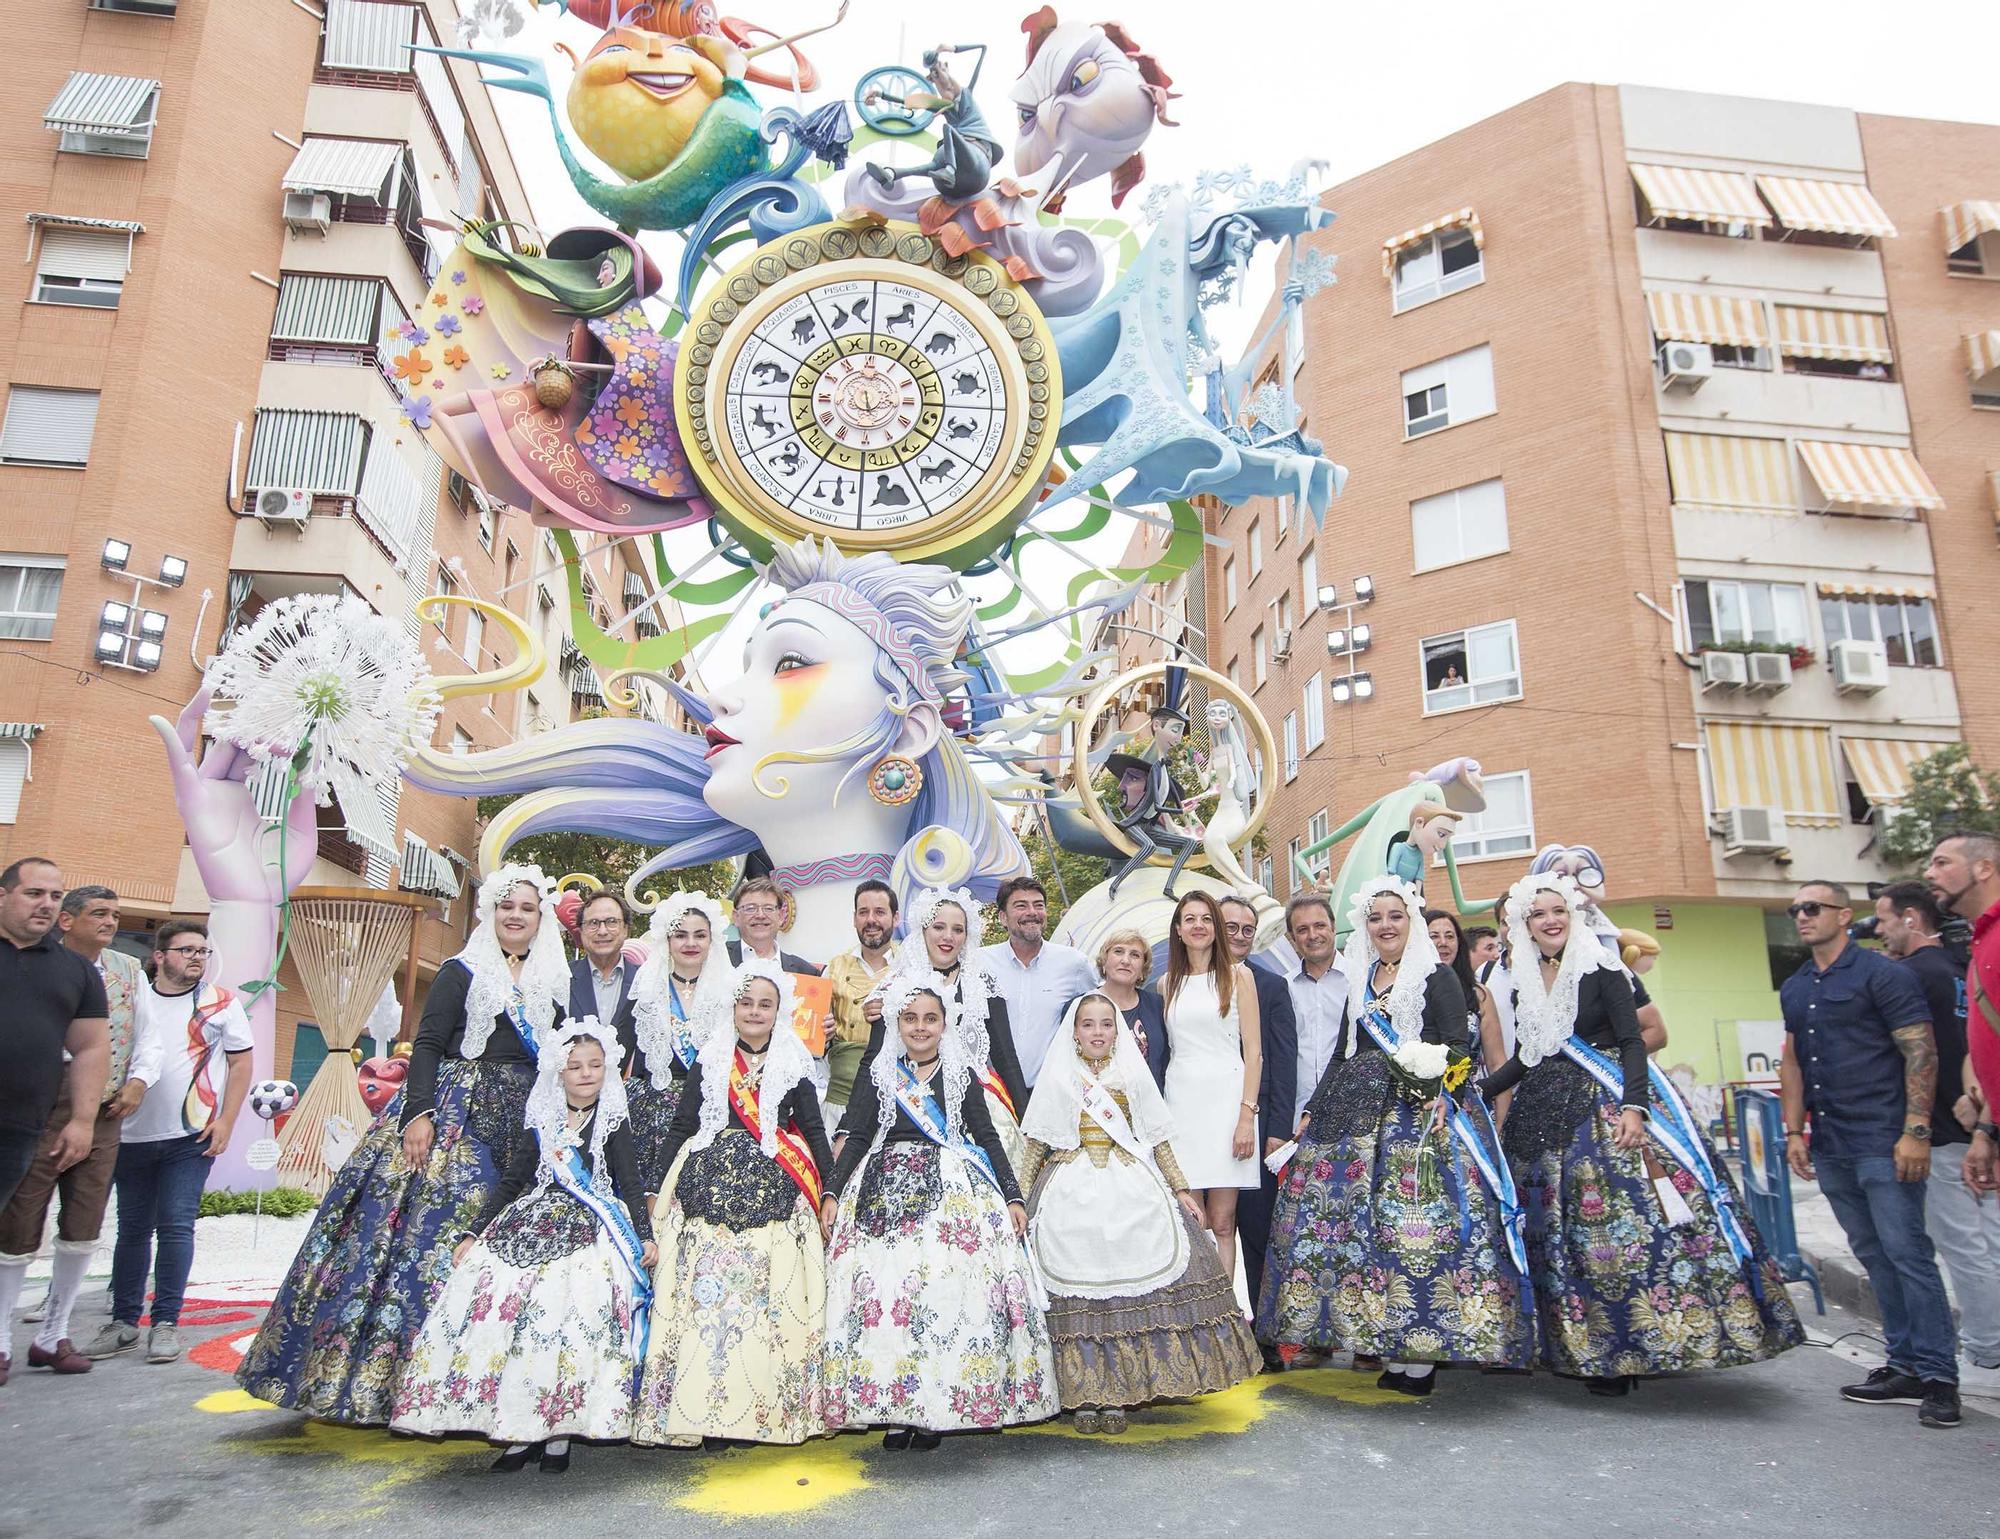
left=1011, top=7, right=1176, bottom=212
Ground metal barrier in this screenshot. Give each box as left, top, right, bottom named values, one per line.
left=1733, top=1087, right=1824, bottom=1314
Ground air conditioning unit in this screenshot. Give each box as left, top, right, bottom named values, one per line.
left=1744, top=651, right=1794, bottom=692
left=1660, top=341, right=1716, bottom=392
left=1272, top=628, right=1293, bottom=662
left=249, top=487, right=312, bottom=526
left=1700, top=650, right=1747, bottom=691
left=283, top=190, right=332, bottom=234
left=1722, top=805, right=1786, bottom=856
left=1831, top=639, right=1889, bottom=694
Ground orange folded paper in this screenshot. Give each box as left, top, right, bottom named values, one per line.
left=789, top=972, right=833, bottom=1057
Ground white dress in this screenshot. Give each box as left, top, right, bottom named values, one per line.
left=1162, top=974, right=1258, bottom=1190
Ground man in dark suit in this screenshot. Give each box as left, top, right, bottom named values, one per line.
left=1219, top=894, right=1296, bottom=1369
left=569, top=890, right=639, bottom=1068
left=724, top=876, right=824, bottom=975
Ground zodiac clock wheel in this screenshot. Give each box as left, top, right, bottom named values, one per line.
left=675, top=220, right=1061, bottom=565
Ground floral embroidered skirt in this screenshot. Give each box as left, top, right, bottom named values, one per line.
left=390, top=1182, right=644, bottom=1443
left=237, top=1059, right=535, bottom=1424
left=823, top=1142, right=1058, bottom=1433
left=633, top=1129, right=828, bottom=1446
left=1255, top=1051, right=1535, bottom=1367
left=1028, top=1151, right=1258, bottom=1410
left=1503, top=1057, right=1804, bottom=1378
left=626, top=1074, right=685, bottom=1203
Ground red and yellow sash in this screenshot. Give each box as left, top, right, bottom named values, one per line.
left=727, top=1051, right=822, bottom=1209
left=977, top=1066, right=1015, bottom=1120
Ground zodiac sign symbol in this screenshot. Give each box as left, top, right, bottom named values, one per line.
left=774, top=442, right=803, bottom=474
left=871, top=474, right=911, bottom=507
left=886, top=301, right=918, bottom=330
left=813, top=477, right=849, bottom=507
left=830, top=298, right=870, bottom=328
left=917, top=457, right=952, bottom=484
left=791, top=315, right=818, bottom=346
left=923, top=330, right=956, bottom=356
left=951, top=370, right=981, bottom=396
left=751, top=360, right=787, bottom=385
left=750, top=404, right=778, bottom=437
left=946, top=417, right=976, bottom=440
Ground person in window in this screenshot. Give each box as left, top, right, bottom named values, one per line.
left=1439, top=663, right=1464, bottom=687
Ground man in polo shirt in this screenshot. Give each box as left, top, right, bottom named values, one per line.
left=0, top=857, right=109, bottom=1386
left=975, top=876, right=1095, bottom=1090
left=1779, top=880, right=1959, bottom=1428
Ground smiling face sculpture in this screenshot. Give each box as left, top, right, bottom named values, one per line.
left=1011, top=9, right=1176, bottom=211
left=566, top=27, right=741, bottom=182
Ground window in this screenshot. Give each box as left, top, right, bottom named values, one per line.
left=1302, top=671, right=1325, bottom=751
left=1227, top=656, right=1241, bottom=689
left=505, top=540, right=521, bottom=589
left=1820, top=593, right=1942, bottom=668
left=1451, top=770, right=1534, bottom=861
left=0, top=741, right=28, bottom=823
left=1223, top=557, right=1238, bottom=612
left=1393, top=225, right=1483, bottom=312
left=464, top=607, right=485, bottom=664
left=1298, top=546, right=1318, bottom=613
left=32, top=228, right=129, bottom=308
left=1401, top=344, right=1495, bottom=439
left=1282, top=712, right=1299, bottom=780
left=0, top=557, right=65, bottom=640
left=45, top=73, right=159, bottom=158
left=1774, top=306, right=1895, bottom=381
left=1421, top=620, right=1522, bottom=713
left=1252, top=625, right=1267, bottom=687
left=0, top=387, right=100, bottom=468
left=432, top=563, right=456, bottom=628
left=450, top=726, right=474, bottom=756
left=1259, top=856, right=1274, bottom=894
left=268, top=275, right=402, bottom=382
left=1684, top=579, right=1809, bottom=649
left=1411, top=477, right=1508, bottom=572
left=1948, top=237, right=1989, bottom=277
left=1285, top=837, right=1304, bottom=894
left=1305, top=809, right=1330, bottom=879
left=244, top=408, right=366, bottom=499
left=1248, top=519, right=1263, bottom=577
left=1707, top=344, right=1771, bottom=371
left=1275, top=590, right=1294, bottom=640
left=476, top=501, right=495, bottom=552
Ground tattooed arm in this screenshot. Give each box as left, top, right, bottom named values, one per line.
left=1890, top=1021, right=1937, bottom=1184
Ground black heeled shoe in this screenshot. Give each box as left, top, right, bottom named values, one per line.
left=881, top=1429, right=913, bottom=1450
left=1585, top=1375, right=1634, bottom=1397
left=539, top=1445, right=571, bottom=1473
left=1375, top=1369, right=1409, bottom=1393
left=909, top=1429, right=942, bottom=1451
left=490, top=1445, right=537, bottom=1473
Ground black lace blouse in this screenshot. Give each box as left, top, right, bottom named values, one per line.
left=829, top=1063, right=1022, bottom=1205
left=474, top=1106, right=653, bottom=1243
left=1482, top=966, right=1648, bottom=1109
left=400, top=959, right=564, bottom=1129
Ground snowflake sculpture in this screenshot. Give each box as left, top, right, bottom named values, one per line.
left=203, top=594, right=441, bottom=819
left=1293, top=247, right=1338, bottom=298
left=454, top=0, right=524, bottom=47
left=1241, top=381, right=1297, bottom=436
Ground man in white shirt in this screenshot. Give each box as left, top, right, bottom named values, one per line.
left=975, top=877, right=1096, bottom=1089
left=1283, top=893, right=1350, bottom=1134
left=86, top=920, right=253, bottom=1366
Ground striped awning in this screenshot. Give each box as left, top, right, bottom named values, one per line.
left=1965, top=331, right=2000, bottom=379
left=246, top=758, right=294, bottom=823
left=1755, top=175, right=1897, bottom=239
left=1645, top=290, right=1769, bottom=348
left=1797, top=440, right=1944, bottom=513
left=398, top=832, right=461, bottom=899
left=1773, top=306, right=1894, bottom=364
left=1663, top=432, right=1794, bottom=512
left=25, top=212, right=145, bottom=234
left=0, top=723, right=44, bottom=741
left=1942, top=200, right=2000, bottom=253
left=271, top=274, right=381, bottom=346
left=321, top=0, right=418, bottom=72
left=356, top=437, right=439, bottom=565
left=1705, top=721, right=1841, bottom=827
left=43, top=72, right=157, bottom=136
left=281, top=137, right=401, bottom=200
left=1631, top=164, right=1770, bottom=227
left=1381, top=208, right=1482, bottom=276
left=245, top=408, right=367, bottom=496
left=1816, top=579, right=1935, bottom=600
left=1842, top=738, right=1955, bottom=807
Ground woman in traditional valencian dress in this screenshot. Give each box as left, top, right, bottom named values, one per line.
left=1018, top=993, right=1258, bottom=1433
left=626, top=892, right=734, bottom=1200
left=1481, top=873, right=1803, bottom=1396
left=1257, top=877, right=1534, bottom=1396
left=239, top=866, right=569, bottom=1423
left=838, top=887, right=1029, bottom=1175
left=391, top=1021, right=655, bottom=1471
left=821, top=973, right=1057, bottom=1449
left=634, top=959, right=835, bottom=1449
left=1158, top=891, right=1262, bottom=1292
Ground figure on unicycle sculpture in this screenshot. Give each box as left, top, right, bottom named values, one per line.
left=861, top=43, right=1001, bottom=199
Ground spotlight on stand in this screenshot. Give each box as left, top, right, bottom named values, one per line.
left=157, top=554, right=188, bottom=587
left=1315, top=583, right=1340, bottom=612
left=1329, top=677, right=1353, bottom=705
left=94, top=630, right=126, bottom=663
left=1326, top=628, right=1347, bottom=654
left=1352, top=671, right=1375, bottom=700
left=131, top=639, right=164, bottom=672
left=101, top=539, right=131, bottom=573
left=137, top=609, right=169, bottom=640
left=1350, top=623, right=1372, bottom=652
left=1352, top=575, right=1375, bottom=605
left=100, top=600, right=131, bottom=631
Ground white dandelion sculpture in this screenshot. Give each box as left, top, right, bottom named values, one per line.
left=202, top=594, right=441, bottom=993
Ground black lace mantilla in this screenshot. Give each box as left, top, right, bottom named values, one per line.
left=483, top=1184, right=599, bottom=1268
left=856, top=1143, right=944, bottom=1237
left=1499, top=1056, right=1603, bottom=1161
left=674, top=1127, right=801, bottom=1231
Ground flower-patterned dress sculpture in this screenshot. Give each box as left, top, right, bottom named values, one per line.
left=238, top=867, right=569, bottom=1424
left=635, top=961, right=835, bottom=1446
left=1257, top=878, right=1534, bottom=1394
left=1017, top=994, right=1257, bottom=1431
left=1480, top=874, right=1803, bottom=1394
left=819, top=975, right=1057, bottom=1448
left=392, top=1021, right=655, bottom=1459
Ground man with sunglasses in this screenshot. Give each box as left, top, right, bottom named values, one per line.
left=1779, top=881, right=1960, bottom=1428
left=87, top=920, right=252, bottom=1366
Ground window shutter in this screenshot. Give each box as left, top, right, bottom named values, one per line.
left=321, top=0, right=419, bottom=71
left=271, top=274, right=380, bottom=344
left=244, top=409, right=366, bottom=494
left=39, top=227, right=128, bottom=282
left=0, top=387, right=100, bottom=466
left=0, top=741, right=29, bottom=823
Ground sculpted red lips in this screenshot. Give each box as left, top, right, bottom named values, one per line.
left=703, top=724, right=739, bottom=760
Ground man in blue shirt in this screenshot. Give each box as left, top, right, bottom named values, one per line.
left=1779, top=880, right=1959, bottom=1428
left=1218, top=894, right=1296, bottom=1365
left=975, top=877, right=1096, bottom=1089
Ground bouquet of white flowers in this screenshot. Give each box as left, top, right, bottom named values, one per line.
left=1384, top=1037, right=1472, bottom=1100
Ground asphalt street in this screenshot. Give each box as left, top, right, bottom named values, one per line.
left=3, top=1285, right=1992, bottom=1539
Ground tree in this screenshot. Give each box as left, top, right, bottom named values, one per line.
left=1878, top=744, right=2000, bottom=868
left=473, top=793, right=738, bottom=905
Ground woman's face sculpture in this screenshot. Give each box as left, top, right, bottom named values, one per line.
left=1205, top=700, right=1231, bottom=732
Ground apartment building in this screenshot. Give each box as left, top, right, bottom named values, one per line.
left=1204, top=83, right=1997, bottom=1088
left=0, top=0, right=672, bottom=1076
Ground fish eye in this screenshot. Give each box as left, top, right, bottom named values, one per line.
left=1069, top=59, right=1099, bottom=91
left=1017, top=104, right=1036, bottom=126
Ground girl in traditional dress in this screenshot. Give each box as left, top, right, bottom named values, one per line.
left=391, top=1020, right=655, bottom=1470
left=1481, top=873, right=1803, bottom=1395
left=1159, top=891, right=1262, bottom=1291
left=626, top=892, right=734, bottom=1200
left=635, top=959, right=835, bottom=1448
left=838, top=887, right=1028, bottom=1175
left=1257, top=877, right=1534, bottom=1396
left=239, top=866, right=569, bottom=1424
left=821, top=973, right=1057, bottom=1449
left=1018, top=993, right=1258, bottom=1432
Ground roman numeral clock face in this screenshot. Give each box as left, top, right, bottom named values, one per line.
left=675, top=223, right=1060, bottom=565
